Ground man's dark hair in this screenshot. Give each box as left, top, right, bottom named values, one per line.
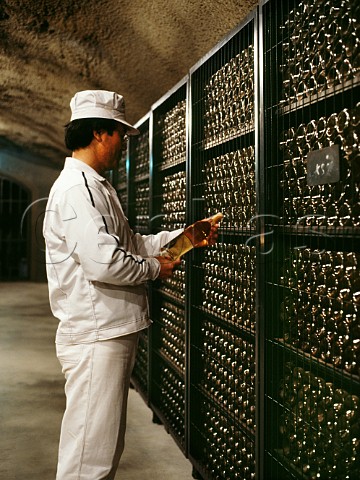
left=64, top=118, right=119, bottom=151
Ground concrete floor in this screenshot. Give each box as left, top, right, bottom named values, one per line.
left=0, top=282, right=193, bottom=480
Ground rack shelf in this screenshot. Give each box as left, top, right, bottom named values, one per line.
left=271, top=338, right=360, bottom=385
left=278, top=76, right=360, bottom=115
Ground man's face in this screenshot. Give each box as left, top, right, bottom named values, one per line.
left=102, top=124, right=128, bottom=171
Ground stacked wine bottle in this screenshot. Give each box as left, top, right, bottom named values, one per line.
left=158, top=100, right=186, bottom=169
left=204, top=147, right=256, bottom=231
left=280, top=0, right=360, bottom=107
left=159, top=260, right=185, bottom=303
left=202, top=242, right=256, bottom=331
left=131, top=332, right=148, bottom=394
left=133, top=129, right=149, bottom=181
left=279, top=362, right=359, bottom=479
left=158, top=301, right=185, bottom=373
left=201, top=398, right=255, bottom=479
left=158, top=365, right=185, bottom=441
left=201, top=320, right=256, bottom=430
left=160, top=171, right=186, bottom=230
left=280, top=248, right=360, bottom=376
left=203, top=45, right=254, bottom=149
left=280, top=105, right=360, bottom=227
left=116, top=153, right=127, bottom=189
left=133, top=183, right=149, bottom=231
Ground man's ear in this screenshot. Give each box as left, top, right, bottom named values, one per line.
left=93, top=129, right=104, bottom=142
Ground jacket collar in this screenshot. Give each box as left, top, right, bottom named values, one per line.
left=64, top=156, right=106, bottom=182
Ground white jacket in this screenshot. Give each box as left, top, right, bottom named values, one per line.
left=43, top=157, right=182, bottom=344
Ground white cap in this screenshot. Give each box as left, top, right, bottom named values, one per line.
left=70, top=90, right=140, bottom=135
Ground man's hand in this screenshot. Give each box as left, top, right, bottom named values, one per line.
left=155, top=255, right=181, bottom=279
left=195, top=222, right=220, bottom=248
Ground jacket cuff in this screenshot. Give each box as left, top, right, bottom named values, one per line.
left=147, top=257, right=161, bottom=280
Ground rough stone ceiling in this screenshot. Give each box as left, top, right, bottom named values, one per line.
left=0, top=0, right=258, bottom=168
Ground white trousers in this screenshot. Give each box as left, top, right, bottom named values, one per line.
left=55, top=332, right=139, bottom=480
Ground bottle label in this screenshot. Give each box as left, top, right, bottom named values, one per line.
left=161, top=234, right=194, bottom=261
left=307, top=144, right=340, bottom=185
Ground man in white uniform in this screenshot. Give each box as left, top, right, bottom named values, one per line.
left=43, top=90, right=185, bottom=479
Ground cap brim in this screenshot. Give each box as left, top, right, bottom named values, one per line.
left=70, top=107, right=140, bottom=136
left=114, top=118, right=140, bottom=136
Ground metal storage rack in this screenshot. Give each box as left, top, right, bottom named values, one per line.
left=128, top=1, right=359, bottom=478
left=104, top=135, right=129, bottom=212
left=260, top=0, right=359, bottom=478
left=148, top=78, right=188, bottom=451
left=128, top=113, right=151, bottom=400
left=114, top=138, right=129, bottom=214
left=188, top=11, right=259, bottom=480
left=127, top=113, right=151, bottom=234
